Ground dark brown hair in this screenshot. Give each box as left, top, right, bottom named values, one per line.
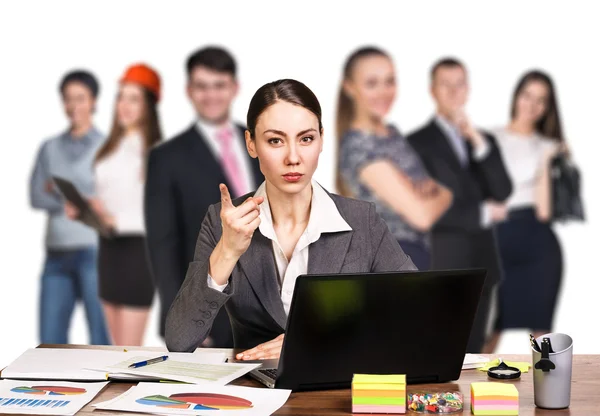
left=246, top=79, right=322, bottom=138
left=186, top=46, right=236, bottom=79
left=95, top=87, right=162, bottom=163
left=430, top=57, right=466, bottom=82
left=335, top=46, right=389, bottom=196
left=510, top=70, right=564, bottom=141
left=59, top=70, right=99, bottom=98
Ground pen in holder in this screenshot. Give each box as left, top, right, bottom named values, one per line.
left=531, top=333, right=573, bottom=409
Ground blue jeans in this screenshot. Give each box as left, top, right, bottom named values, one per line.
left=39, top=247, right=110, bottom=345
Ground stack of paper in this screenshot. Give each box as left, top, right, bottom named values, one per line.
left=97, top=356, right=260, bottom=385
left=352, top=374, right=406, bottom=414
left=471, top=382, right=519, bottom=415
left=0, top=349, right=227, bottom=382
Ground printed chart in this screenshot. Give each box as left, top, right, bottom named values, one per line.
left=0, top=380, right=108, bottom=415
left=137, top=393, right=253, bottom=410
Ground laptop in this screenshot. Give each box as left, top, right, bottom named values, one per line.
left=244, top=269, right=486, bottom=391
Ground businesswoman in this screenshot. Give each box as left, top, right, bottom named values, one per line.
left=336, top=47, right=452, bottom=270
left=485, top=70, right=566, bottom=351
left=166, top=79, right=416, bottom=357
left=92, top=64, right=162, bottom=345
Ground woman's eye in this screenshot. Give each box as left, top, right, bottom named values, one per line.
left=268, top=138, right=282, bottom=145
left=301, top=136, right=314, bottom=143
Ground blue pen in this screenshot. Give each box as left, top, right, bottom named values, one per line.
left=128, top=355, right=169, bottom=368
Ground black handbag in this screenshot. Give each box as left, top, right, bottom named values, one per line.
left=551, top=153, right=585, bottom=222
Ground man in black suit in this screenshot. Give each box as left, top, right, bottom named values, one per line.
left=144, top=47, right=263, bottom=347
left=407, top=58, right=512, bottom=353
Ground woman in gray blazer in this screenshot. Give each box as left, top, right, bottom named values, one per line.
left=166, top=79, right=416, bottom=358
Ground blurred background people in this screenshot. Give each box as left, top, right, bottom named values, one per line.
left=336, top=47, right=452, bottom=270
left=485, top=70, right=566, bottom=352
left=29, top=70, right=109, bottom=345
left=407, top=58, right=512, bottom=352
left=91, top=63, right=162, bottom=345
left=145, top=47, right=262, bottom=347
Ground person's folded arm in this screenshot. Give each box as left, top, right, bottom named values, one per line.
left=359, top=160, right=453, bottom=232
left=408, top=144, right=483, bottom=233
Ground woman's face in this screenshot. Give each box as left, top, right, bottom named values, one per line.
left=515, top=80, right=550, bottom=125
left=344, top=55, right=396, bottom=121
left=246, top=100, right=323, bottom=195
left=117, top=83, right=145, bottom=129
left=62, top=82, right=95, bottom=127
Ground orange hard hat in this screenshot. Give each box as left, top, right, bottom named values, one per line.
left=120, top=63, right=161, bottom=101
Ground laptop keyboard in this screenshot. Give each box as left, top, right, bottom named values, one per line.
left=258, top=368, right=277, bottom=380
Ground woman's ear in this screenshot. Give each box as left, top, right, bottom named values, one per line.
left=245, top=130, right=258, bottom=158
left=319, top=128, right=324, bottom=153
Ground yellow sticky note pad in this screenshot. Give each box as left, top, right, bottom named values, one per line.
left=353, top=374, right=406, bottom=384
left=471, top=382, right=519, bottom=397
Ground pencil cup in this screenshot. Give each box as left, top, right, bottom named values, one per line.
left=532, top=333, right=573, bottom=409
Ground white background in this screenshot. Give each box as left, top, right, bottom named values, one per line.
left=0, top=1, right=597, bottom=366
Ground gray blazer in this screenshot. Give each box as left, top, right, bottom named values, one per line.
left=165, top=190, right=416, bottom=352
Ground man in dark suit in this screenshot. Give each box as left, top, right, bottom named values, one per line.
left=407, top=58, right=512, bottom=353
left=144, top=47, right=263, bottom=347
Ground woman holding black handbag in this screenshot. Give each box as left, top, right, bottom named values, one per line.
left=484, top=70, right=577, bottom=352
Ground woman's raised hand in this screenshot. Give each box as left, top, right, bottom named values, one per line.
left=218, top=184, right=264, bottom=258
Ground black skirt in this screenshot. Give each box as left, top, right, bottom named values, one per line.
left=495, top=208, right=563, bottom=331
left=98, top=236, right=155, bottom=307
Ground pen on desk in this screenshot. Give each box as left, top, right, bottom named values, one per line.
left=529, top=334, right=541, bottom=352
left=128, top=355, right=169, bottom=368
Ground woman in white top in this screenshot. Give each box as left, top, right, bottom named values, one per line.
left=92, top=64, right=163, bottom=345
left=485, top=70, right=567, bottom=352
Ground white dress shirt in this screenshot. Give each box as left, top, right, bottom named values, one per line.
left=208, top=180, right=352, bottom=316
left=94, top=133, right=146, bottom=234
left=196, top=118, right=255, bottom=196
left=493, top=127, right=557, bottom=209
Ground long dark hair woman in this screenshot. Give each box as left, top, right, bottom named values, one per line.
left=485, top=70, right=567, bottom=352
left=166, top=79, right=416, bottom=357
left=92, top=63, right=162, bottom=345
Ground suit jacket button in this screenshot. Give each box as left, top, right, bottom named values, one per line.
left=209, top=302, right=218, bottom=309
left=203, top=311, right=211, bottom=319
left=197, top=320, right=205, bottom=327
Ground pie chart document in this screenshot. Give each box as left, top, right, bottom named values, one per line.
left=94, top=382, right=291, bottom=416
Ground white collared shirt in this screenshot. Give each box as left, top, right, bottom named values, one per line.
left=94, top=133, right=145, bottom=234
left=196, top=118, right=255, bottom=197
left=208, top=180, right=352, bottom=316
